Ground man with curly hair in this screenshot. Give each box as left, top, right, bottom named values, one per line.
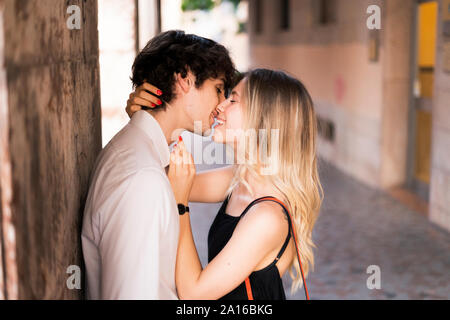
left=81, top=30, right=236, bottom=299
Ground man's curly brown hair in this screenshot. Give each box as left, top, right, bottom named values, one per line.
left=131, top=30, right=237, bottom=110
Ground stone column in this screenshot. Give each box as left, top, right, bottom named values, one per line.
left=380, top=0, right=416, bottom=188
left=0, top=0, right=102, bottom=299
left=429, top=0, right=450, bottom=232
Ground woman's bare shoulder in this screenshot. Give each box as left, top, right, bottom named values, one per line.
left=236, top=200, right=289, bottom=241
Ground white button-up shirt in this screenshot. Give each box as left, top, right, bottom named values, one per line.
left=82, top=111, right=179, bottom=300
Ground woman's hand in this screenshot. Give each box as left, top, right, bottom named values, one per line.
left=168, top=137, right=196, bottom=206
left=126, top=82, right=163, bottom=118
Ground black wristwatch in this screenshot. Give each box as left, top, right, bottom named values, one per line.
left=177, top=203, right=190, bottom=215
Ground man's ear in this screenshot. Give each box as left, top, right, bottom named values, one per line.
left=175, top=72, right=193, bottom=94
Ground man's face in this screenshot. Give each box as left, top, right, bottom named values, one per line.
left=184, top=78, right=226, bottom=136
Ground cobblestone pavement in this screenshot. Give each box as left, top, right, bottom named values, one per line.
left=189, top=160, right=450, bottom=300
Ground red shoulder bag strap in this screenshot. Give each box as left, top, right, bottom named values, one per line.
left=244, top=196, right=310, bottom=300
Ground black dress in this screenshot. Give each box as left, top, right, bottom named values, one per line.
left=207, top=195, right=292, bottom=300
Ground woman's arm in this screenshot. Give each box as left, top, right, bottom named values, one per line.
left=176, top=202, right=287, bottom=300
left=126, top=82, right=163, bottom=117
left=170, top=141, right=288, bottom=300
left=189, top=166, right=235, bottom=203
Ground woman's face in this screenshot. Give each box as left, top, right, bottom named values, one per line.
left=212, top=79, right=245, bottom=145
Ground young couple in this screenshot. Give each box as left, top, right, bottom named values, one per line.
left=81, top=30, right=323, bottom=300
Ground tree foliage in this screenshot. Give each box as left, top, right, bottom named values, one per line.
left=181, top=0, right=241, bottom=12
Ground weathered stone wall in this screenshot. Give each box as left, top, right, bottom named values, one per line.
left=0, top=0, right=5, bottom=299
left=0, top=0, right=17, bottom=299
left=1, top=0, right=102, bottom=299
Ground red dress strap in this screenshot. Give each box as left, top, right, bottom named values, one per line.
left=244, top=277, right=254, bottom=300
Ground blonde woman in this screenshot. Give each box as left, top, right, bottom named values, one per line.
left=127, top=69, right=323, bottom=300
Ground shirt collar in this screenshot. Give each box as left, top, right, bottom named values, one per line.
left=130, top=111, right=170, bottom=168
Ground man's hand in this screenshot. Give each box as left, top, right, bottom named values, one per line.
left=126, top=82, right=163, bottom=118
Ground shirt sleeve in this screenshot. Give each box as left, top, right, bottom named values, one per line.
left=98, top=168, right=176, bottom=299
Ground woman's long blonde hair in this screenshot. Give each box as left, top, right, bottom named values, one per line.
left=227, top=69, right=323, bottom=293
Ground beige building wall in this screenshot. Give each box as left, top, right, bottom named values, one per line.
left=249, top=0, right=385, bottom=188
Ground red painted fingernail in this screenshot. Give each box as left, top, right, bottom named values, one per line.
left=179, top=136, right=183, bottom=142
left=151, top=103, right=156, bottom=107
left=157, top=100, right=162, bottom=105
left=157, top=90, right=163, bottom=96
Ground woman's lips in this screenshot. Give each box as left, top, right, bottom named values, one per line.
left=210, top=108, right=226, bottom=127
left=215, top=117, right=226, bottom=127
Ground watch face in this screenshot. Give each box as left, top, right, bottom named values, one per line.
left=177, top=204, right=186, bottom=215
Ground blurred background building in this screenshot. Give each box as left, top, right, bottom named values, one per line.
left=98, top=0, right=450, bottom=233
left=247, top=0, right=450, bottom=231
left=0, top=0, right=449, bottom=299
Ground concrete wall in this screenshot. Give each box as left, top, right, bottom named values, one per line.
left=430, top=0, right=450, bottom=231
left=0, top=0, right=102, bottom=299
